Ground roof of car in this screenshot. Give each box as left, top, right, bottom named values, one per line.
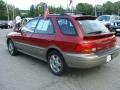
left=71, top=15, right=96, bottom=20
left=48, top=14, right=96, bottom=20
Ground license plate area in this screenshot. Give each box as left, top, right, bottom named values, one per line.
left=106, top=55, right=112, bottom=63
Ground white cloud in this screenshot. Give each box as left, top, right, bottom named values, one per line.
left=5, top=0, right=119, bottom=10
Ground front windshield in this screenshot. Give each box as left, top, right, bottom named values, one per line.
left=78, top=20, right=109, bottom=35
left=97, top=16, right=110, bottom=21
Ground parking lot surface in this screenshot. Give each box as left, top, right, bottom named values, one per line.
left=0, top=29, right=120, bottom=90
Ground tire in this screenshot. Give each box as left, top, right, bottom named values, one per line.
left=47, top=50, right=68, bottom=76
left=7, top=40, right=18, bottom=56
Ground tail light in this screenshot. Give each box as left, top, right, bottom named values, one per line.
left=74, top=43, right=96, bottom=54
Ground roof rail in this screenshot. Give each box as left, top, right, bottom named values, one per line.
left=48, top=11, right=85, bottom=16
left=48, top=13, right=70, bottom=16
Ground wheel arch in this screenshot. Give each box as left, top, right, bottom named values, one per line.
left=46, top=48, right=63, bottom=59
left=7, top=38, right=12, bottom=45
left=46, top=47, right=69, bottom=75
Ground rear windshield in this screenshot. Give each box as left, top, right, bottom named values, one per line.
left=78, top=20, right=109, bottom=35
left=97, top=16, right=110, bottom=21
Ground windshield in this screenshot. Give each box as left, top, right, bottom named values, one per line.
left=78, top=20, right=109, bottom=35
left=97, top=16, right=110, bottom=21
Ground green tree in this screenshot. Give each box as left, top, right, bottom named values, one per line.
left=49, top=6, right=56, bottom=14
left=15, top=8, right=21, bottom=16
left=7, top=5, right=15, bottom=20
left=55, top=6, right=64, bottom=13
left=103, top=1, right=114, bottom=14
left=113, top=1, right=120, bottom=14
left=76, top=3, right=93, bottom=15
left=95, top=5, right=104, bottom=16
left=0, top=0, right=21, bottom=20
left=0, top=0, right=7, bottom=20
left=49, top=6, right=64, bottom=14
left=30, top=5, right=35, bottom=17
left=35, top=3, right=44, bottom=16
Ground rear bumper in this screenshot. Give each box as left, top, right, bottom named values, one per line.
left=63, top=45, right=120, bottom=68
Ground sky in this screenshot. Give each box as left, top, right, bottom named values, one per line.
left=4, top=0, right=119, bottom=10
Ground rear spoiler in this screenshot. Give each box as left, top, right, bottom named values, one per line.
left=73, top=15, right=96, bottom=20
left=84, top=32, right=115, bottom=40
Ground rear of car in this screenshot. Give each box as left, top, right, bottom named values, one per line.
left=6, top=15, right=120, bottom=76
left=63, top=15, right=120, bottom=68
left=0, top=21, right=8, bottom=29
left=110, top=20, right=120, bottom=34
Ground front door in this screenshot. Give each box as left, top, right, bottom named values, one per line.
left=13, top=18, right=39, bottom=54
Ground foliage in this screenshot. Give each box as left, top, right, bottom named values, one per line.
left=103, top=1, right=114, bottom=14
left=0, top=0, right=7, bottom=20
left=0, top=0, right=21, bottom=20
left=29, top=4, right=64, bottom=17
left=76, top=3, right=94, bottom=15
left=1, top=0, right=120, bottom=20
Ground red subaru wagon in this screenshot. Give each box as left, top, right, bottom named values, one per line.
left=6, top=14, right=120, bottom=75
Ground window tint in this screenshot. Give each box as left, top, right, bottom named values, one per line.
left=35, top=19, right=54, bottom=34
left=57, top=18, right=76, bottom=35
left=78, top=20, right=109, bottom=35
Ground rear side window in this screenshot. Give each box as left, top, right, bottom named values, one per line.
left=78, top=20, right=109, bottom=35
left=57, top=18, right=77, bottom=35
left=35, top=19, right=54, bottom=34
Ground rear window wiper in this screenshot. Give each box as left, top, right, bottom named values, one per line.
left=88, top=31, right=102, bottom=34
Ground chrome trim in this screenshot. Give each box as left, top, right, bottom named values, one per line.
left=49, top=54, right=63, bottom=73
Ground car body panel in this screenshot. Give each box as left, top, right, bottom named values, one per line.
left=64, top=45, right=120, bottom=68
left=6, top=15, right=120, bottom=68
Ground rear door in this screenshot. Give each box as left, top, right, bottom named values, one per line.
left=55, top=18, right=79, bottom=52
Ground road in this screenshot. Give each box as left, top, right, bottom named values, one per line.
left=0, top=29, right=120, bottom=90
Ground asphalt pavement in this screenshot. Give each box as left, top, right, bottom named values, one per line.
left=0, top=29, right=120, bottom=90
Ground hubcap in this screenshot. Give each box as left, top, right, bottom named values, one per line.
left=8, top=42, right=14, bottom=54
left=49, top=55, right=63, bottom=73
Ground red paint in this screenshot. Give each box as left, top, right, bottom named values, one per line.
left=7, top=15, right=116, bottom=54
